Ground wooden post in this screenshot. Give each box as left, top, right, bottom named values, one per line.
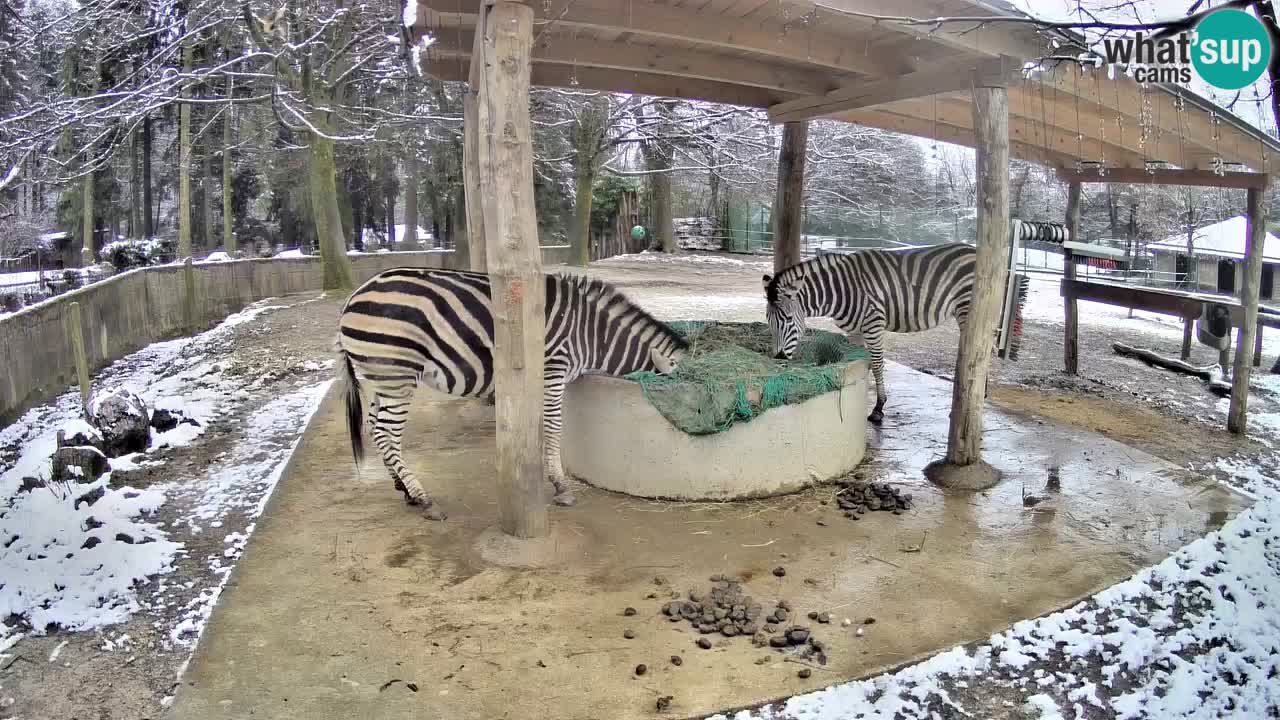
left=462, top=22, right=487, bottom=272
left=772, top=121, right=808, bottom=273
left=944, top=85, right=1010, bottom=468
left=64, top=301, right=91, bottom=412
left=477, top=0, right=548, bottom=538
left=1181, top=317, right=1194, bottom=360
left=182, top=257, right=196, bottom=330
left=1254, top=323, right=1263, bottom=367
left=1063, top=181, right=1081, bottom=375
left=1228, top=187, right=1268, bottom=434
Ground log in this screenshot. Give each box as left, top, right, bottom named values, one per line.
left=477, top=1, right=548, bottom=538
left=772, top=121, right=807, bottom=273
left=943, top=84, right=1009, bottom=471
left=1112, top=342, right=1231, bottom=395
left=1063, top=182, right=1081, bottom=375
left=63, top=301, right=91, bottom=411
left=1229, top=187, right=1268, bottom=434
left=463, top=20, right=486, bottom=272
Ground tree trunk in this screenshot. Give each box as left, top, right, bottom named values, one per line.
left=306, top=128, right=354, bottom=291
left=129, top=128, right=140, bottom=239
left=404, top=150, right=419, bottom=243
left=944, top=84, right=1010, bottom=469
left=202, top=145, right=214, bottom=251
left=223, top=94, right=235, bottom=253
left=650, top=166, right=674, bottom=252
left=570, top=163, right=595, bottom=266
left=80, top=169, right=95, bottom=266
left=1228, top=188, right=1268, bottom=434
left=772, top=121, right=807, bottom=273
left=1063, top=181, right=1082, bottom=375
left=177, top=41, right=193, bottom=258
left=142, top=114, right=154, bottom=239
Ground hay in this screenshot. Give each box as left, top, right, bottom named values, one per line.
left=625, top=322, right=868, bottom=435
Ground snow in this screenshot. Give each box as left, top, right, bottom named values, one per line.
left=360, top=224, right=433, bottom=246
left=1149, top=216, right=1280, bottom=262
left=1024, top=694, right=1066, bottom=719
left=0, top=266, right=99, bottom=289
left=598, top=250, right=772, bottom=271
left=273, top=248, right=307, bottom=258
left=401, top=0, right=416, bottom=27
left=0, top=477, right=180, bottom=635
left=199, top=251, right=233, bottom=263
left=0, top=298, right=330, bottom=647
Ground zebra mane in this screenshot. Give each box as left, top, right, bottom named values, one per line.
left=765, top=254, right=834, bottom=303
left=554, top=273, right=690, bottom=350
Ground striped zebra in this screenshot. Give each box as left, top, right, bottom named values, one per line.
left=337, top=268, right=688, bottom=519
left=764, top=242, right=992, bottom=425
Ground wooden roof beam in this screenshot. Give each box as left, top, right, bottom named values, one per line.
left=1055, top=167, right=1270, bottom=190
left=839, top=108, right=1081, bottom=168
left=422, top=57, right=792, bottom=108
left=429, top=30, right=839, bottom=97
left=418, top=0, right=914, bottom=79
left=768, top=55, right=1022, bottom=123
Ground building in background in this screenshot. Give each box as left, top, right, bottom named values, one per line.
left=1149, top=216, right=1279, bottom=302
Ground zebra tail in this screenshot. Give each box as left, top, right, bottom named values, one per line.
left=342, top=350, right=365, bottom=466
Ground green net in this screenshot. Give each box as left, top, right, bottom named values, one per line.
left=624, top=322, right=869, bottom=436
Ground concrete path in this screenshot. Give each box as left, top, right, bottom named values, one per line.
left=165, top=363, right=1243, bottom=720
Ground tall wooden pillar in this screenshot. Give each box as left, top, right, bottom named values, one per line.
left=1062, top=181, right=1081, bottom=374
left=462, top=21, right=487, bottom=272
left=476, top=0, right=548, bottom=537
left=945, top=85, right=1010, bottom=468
left=1228, top=186, right=1268, bottom=434
left=772, top=121, right=808, bottom=273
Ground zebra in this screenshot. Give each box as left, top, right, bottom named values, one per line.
left=337, top=267, right=689, bottom=519
left=763, top=242, right=987, bottom=425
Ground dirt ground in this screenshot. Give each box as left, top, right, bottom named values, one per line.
left=4, top=251, right=1277, bottom=720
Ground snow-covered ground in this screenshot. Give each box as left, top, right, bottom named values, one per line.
left=0, top=296, right=336, bottom=715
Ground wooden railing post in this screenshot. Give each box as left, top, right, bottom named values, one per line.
left=63, top=301, right=91, bottom=412
left=1228, top=186, right=1268, bottom=434
left=1063, top=181, right=1081, bottom=374
left=477, top=0, right=548, bottom=537
left=463, top=21, right=487, bottom=273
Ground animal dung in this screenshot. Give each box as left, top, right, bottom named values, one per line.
left=834, top=482, right=913, bottom=519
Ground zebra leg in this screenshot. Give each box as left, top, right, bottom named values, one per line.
left=371, top=397, right=447, bottom=521
left=542, top=378, right=576, bottom=507
left=862, top=325, right=888, bottom=424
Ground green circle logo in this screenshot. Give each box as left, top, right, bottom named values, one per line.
left=1192, top=9, right=1272, bottom=90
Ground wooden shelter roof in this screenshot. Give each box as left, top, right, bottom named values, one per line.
left=408, top=0, right=1280, bottom=176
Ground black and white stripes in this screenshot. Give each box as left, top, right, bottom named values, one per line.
left=337, top=268, right=687, bottom=518
left=763, top=243, right=978, bottom=424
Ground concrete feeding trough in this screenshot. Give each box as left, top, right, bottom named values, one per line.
left=561, top=322, right=870, bottom=501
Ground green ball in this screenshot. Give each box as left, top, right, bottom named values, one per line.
left=630, top=225, right=647, bottom=241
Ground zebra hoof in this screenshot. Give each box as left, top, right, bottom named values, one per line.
left=423, top=507, right=448, bottom=521
left=867, top=410, right=884, bottom=425
left=552, top=492, right=578, bottom=507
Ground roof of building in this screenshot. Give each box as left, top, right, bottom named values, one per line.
left=1149, top=216, right=1280, bottom=263
left=409, top=0, right=1280, bottom=174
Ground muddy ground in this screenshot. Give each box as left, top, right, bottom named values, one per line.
left=4, top=252, right=1278, bottom=720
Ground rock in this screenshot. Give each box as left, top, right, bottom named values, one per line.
left=863, top=617, right=876, bottom=625
left=50, top=445, right=108, bottom=484
left=807, top=611, right=819, bottom=621
left=634, top=664, right=647, bottom=676
left=115, top=532, right=135, bottom=544
left=769, top=635, right=789, bottom=648
left=89, top=388, right=150, bottom=456
left=798, top=668, right=812, bottom=679
left=752, top=633, right=768, bottom=647
left=818, top=612, right=831, bottom=624
left=149, top=407, right=200, bottom=433
left=624, top=607, right=637, bottom=617
left=57, top=419, right=103, bottom=451
left=623, top=629, right=635, bottom=639
left=80, top=536, right=101, bottom=550
left=787, top=629, right=810, bottom=645
left=697, top=638, right=712, bottom=650
left=75, top=485, right=105, bottom=509
left=656, top=695, right=673, bottom=712
left=764, top=623, right=778, bottom=634
left=722, top=625, right=738, bottom=637
left=774, top=609, right=789, bottom=622
left=772, top=566, right=786, bottom=577
left=669, top=655, right=683, bottom=667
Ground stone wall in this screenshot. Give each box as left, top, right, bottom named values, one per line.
left=0, top=247, right=573, bottom=426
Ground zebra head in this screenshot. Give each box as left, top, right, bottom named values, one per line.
left=762, top=274, right=804, bottom=359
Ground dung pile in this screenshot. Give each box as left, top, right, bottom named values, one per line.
left=660, top=575, right=827, bottom=662
left=835, top=482, right=913, bottom=518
